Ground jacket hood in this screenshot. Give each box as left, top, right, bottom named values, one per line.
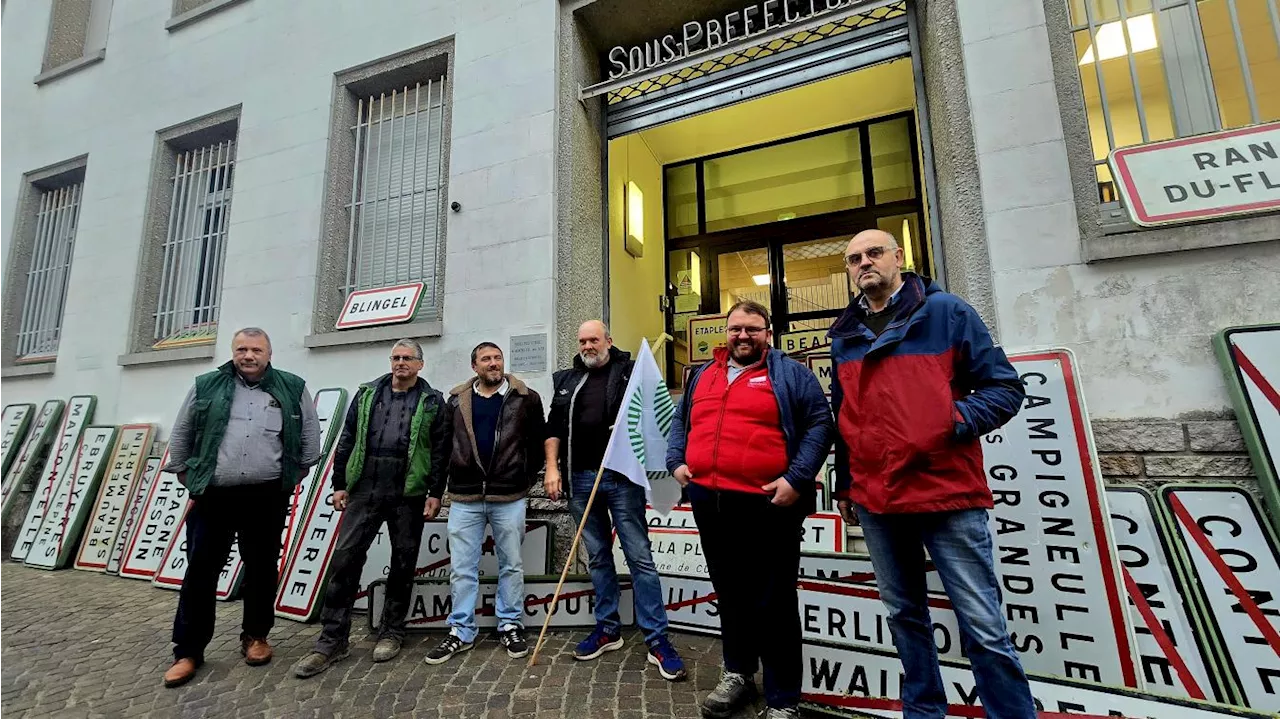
left=828, top=272, right=934, bottom=340
left=572, top=345, right=632, bottom=372
left=449, top=373, right=531, bottom=397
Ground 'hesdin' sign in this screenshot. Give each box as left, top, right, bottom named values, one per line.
left=983, top=351, right=1138, bottom=686
left=335, top=282, right=424, bottom=330
left=1162, top=484, right=1280, bottom=713
left=119, top=449, right=189, bottom=580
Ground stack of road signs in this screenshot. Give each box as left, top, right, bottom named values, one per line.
left=25, top=426, right=118, bottom=570
left=11, top=396, right=97, bottom=561
left=74, top=426, right=157, bottom=572
left=117, top=448, right=189, bottom=581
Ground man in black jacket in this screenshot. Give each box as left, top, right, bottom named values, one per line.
left=424, top=342, right=546, bottom=664
left=292, top=339, right=449, bottom=678
left=544, top=320, right=685, bottom=681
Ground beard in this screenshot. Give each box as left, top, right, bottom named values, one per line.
left=580, top=351, right=605, bottom=369
left=478, top=369, right=504, bottom=387
left=730, top=340, right=765, bottom=365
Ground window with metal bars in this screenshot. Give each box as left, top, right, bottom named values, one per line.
left=343, top=77, right=447, bottom=319
left=1067, top=0, right=1280, bottom=206
left=15, top=183, right=83, bottom=360
left=152, top=140, right=235, bottom=343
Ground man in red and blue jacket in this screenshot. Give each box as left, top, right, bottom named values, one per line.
left=829, top=229, right=1035, bottom=719
left=667, top=300, right=833, bottom=719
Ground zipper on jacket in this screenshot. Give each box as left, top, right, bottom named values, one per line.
left=565, top=374, right=588, bottom=495
left=485, top=388, right=515, bottom=496
left=709, top=365, right=733, bottom=494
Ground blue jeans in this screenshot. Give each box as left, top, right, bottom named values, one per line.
left=856, top=506, right=1036, bottom=719
left=446, top=499, right=526, bottom=643
left=569, top=469, right=669, bottom=643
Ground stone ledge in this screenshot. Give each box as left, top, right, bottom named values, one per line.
left=166, top=0, right=251, bottom=31
left=304, top=321, right=442, bottom=350
left=1098, top=454, right=1143, bottom=477
left=1144, top=455, right=1255, bottom=478
left=1092, top=420, right=1185, bottom=453
left=1185, top=421, right=1245, bottom=452
left=117, top=344, right=216, bottom=367
left=1, top=363, right=56, bottom=379
left=33, top=49, right=106, bottom=86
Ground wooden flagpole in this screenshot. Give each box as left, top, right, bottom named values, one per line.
left=528, top=334, right=671, bottom=666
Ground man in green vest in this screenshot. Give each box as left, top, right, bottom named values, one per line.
left=292, top=338, right=449, bottom=678
left=162, top=327, right=321, bottom=688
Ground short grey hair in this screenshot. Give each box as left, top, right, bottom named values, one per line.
left=232, top=327, right=271, bottom=350
left=391, top=338, right=423, bottom=360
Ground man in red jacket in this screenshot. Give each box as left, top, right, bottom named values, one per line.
left=667, top=300, right=834, bottom=719
left=829, top=229, right=1035, bottom=719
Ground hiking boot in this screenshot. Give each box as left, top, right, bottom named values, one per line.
left=646, top=635, right=687, bottom=681
left=240, top=637, right=273, bottom=666
left=497, top=625, right=528, bottom=659
left=424, top=634, right=473, bottom=665
left=292, top=648, right=350, bottom=678
left=371, top=638, right=401, bottom=663
left=163, top=657, right=201, bottom=688
left=761, top=707, right=801, bottom=719
left=701, top=671, right=757, bottom=718
left=573, top=626, right=623, bottom=661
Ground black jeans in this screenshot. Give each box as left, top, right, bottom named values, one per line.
left=688, top=482, right=805, bottom=709
left=315, top=457, right=425, bottom=655
left=172, top=483, right=291, bottom=661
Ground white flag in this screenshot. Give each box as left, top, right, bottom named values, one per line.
left=600, top=339, right=677, bottom=506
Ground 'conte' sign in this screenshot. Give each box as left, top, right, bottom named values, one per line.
left=1162, top=485, right=1280, bottom=713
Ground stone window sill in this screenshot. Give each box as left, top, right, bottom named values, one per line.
left=1, top=362, right=56, bottom=379
left=118, top=344, right=216, bottom=367
left=305, top=321, right=443, bottom=350
left=34, top=49, right=106, bottom=86
left=1085, top=211, right=1280, bottom=262
left=166, top=0, right=252, bottom=31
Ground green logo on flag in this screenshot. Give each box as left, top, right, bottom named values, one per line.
left=627, top=376, right=675, bottom=466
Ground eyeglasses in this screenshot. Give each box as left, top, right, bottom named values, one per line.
left=727, top=326, right=768, bottom=337
left=390, top=355, right=420, bottom=362
left=845, top=245, right=892, bottom=266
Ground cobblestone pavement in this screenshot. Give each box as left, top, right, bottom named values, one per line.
left=1, top=564, right=775, bottom=718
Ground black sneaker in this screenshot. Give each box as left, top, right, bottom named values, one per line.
left=424, top=634, right=473, bottom=665
left=497, top=625, right=528, bottom=659
left=702, top=671, right=757, bottom=718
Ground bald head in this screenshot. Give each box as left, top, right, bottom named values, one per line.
left=577, top=320, right=613, bottom=369
left=845, top=229, right=905, bottom=307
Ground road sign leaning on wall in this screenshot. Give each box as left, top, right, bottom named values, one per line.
left=74, top=425, right=157, bottom=572
left=1214, top=323, right=1279, bottom=535
left=11, top=396, right=97, bottom=561
left=25, top=426, right=118, bottom=570
left=1161, top=484, right=1280, bottom=713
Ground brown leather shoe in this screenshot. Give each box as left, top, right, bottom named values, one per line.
left=163, top=658, right=199, bottom=688
left=241, top=637, right=273, bottom=666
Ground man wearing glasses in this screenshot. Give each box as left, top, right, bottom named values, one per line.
left=829, top=229, right=1035, bottom=718
left=667, top=300, right=834, bottom=719
left=293, top=339, right=450, bottom=678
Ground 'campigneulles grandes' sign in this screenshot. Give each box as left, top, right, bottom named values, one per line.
left=606, top=0, right=875, bottom=81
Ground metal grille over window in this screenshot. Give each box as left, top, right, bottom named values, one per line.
left=344, top=78, right=447, bottom=320
left=1069, top=0, right=1280, bottom=203
left=16, top=183, right=82, bottom=360
left=153, top=140, right=235, bottom=343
